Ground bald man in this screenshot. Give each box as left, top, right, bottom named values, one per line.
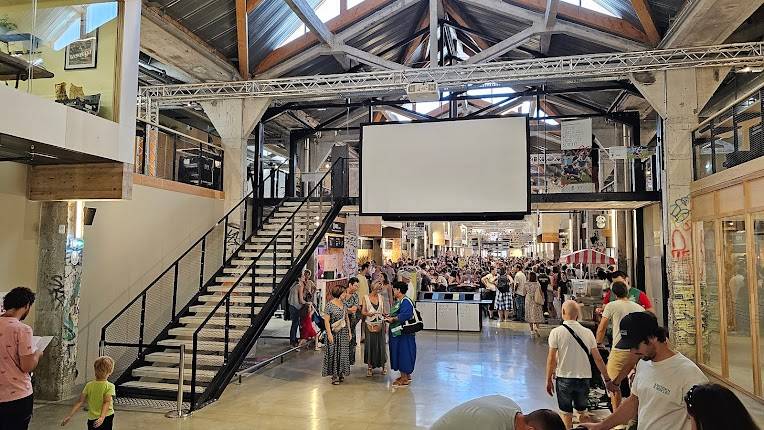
left=546, top=301, right=612, bottom=429
left=431, top=395, right=565, bottom=430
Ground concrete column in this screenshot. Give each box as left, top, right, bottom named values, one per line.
left=632, top=68, right=728, bottom=359
left=33, top=201, right=84, bottom=400
left=201, top=98, right=270, bottom=253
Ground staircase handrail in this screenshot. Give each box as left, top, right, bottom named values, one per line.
left=100, top=158, right=288, bottom=343
left=188, top=158, right=345, bottom=408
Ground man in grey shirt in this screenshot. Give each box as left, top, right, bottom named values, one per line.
left=431, top=395, right=565, bottom=430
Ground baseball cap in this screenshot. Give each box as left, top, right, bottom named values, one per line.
left=615, top=311, right=660, bottom=349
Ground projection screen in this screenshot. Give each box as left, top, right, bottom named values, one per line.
left=360, top=116, right=529, bottom=218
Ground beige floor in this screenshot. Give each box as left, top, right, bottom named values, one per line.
left=29, top=320, right=764, bottom=429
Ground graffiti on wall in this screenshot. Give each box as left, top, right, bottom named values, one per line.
left=669, top=196, right=690, bottom=223
left=667, top=194, right=696, bottom=358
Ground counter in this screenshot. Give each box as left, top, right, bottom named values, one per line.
left=416, top=292, right=491, bottom=332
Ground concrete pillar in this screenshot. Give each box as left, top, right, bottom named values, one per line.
left=632, top=68, right=728, bottom=359
left=201, top=98, right=270, bottom=253
left=33, top=201, right=85, bottom=400
left=200, top=98, right=270, bottom=210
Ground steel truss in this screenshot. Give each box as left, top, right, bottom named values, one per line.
left=140, top=42, right=764, bottom=109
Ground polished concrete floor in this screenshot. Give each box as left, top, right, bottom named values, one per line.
left=29, top=320, right=764, bottom=429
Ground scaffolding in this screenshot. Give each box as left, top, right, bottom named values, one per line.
left=138, top=42, right=764, bottom=114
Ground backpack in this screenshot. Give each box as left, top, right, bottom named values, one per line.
left=497, top=274, right=511, bottom=293
left=559, top=272, right=570, bottom=295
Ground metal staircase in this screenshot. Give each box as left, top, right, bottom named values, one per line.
left=100, top=159, right=348, bottom=411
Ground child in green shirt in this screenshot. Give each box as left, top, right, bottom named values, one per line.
left=61, top=356, right=116, bottom=429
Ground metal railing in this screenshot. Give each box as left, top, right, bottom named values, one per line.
left=135, top=119, right=224, bottom=191
left=693, top=86, right=763, bottom=180
left=100, top=158, right=288, bottom=385
left=186, top=158, right=347, bottom=410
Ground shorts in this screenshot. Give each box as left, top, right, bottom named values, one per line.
left=556, top=377, right=590, bottom=414
left=483, top=290, right=496, bottom=309
left=87, top=414, right=114, bottom=430
left=0, top=394, right=34, bottom=430
left=607, top=349, right=633, bottom=397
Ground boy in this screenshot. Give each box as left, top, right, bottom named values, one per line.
left=61, top=356, right=116, bottom=429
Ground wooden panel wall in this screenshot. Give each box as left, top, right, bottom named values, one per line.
left=28, top=162, right=132, bottom=201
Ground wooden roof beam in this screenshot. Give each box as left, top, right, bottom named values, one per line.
left=539, top=0, right=560, bottom=54
left=402, top=8, right=431, bottom=65
left=235, top=0, right=250, bottom=79
left=629, top=0, right=660, bottom=46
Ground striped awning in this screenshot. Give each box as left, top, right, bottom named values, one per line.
left=560, top=249, right=615, bottom=265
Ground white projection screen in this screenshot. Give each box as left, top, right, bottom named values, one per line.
left=360, top=116, right=530, bottom=219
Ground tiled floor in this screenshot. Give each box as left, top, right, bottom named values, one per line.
left=29, top=320, right=764, bottom=429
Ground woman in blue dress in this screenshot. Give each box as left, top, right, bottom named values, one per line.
left=386, top=281, right=416, bottom=387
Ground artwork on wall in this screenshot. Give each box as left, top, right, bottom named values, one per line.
left=64, top=33, right=98, bottom=70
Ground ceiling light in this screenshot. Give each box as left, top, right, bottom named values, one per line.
left=325, top=163, right=331, bottom=168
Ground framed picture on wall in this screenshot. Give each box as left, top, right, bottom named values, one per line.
left=64, top=33, right=98, bottom=70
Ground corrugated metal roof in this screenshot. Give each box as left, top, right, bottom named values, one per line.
left=592, top=0, right=641, bottom=29
left=647, top=0, right=686, bottom=34
left=248, top=0, right=322, bottom=68
left=345, top=1, right=428, bottom=63
left=151, top=0, right=238, bottom=60
left=546, top=33, right=613, bottom=57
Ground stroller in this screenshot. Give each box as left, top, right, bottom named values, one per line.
left=587, top=345, right=613, bottom=411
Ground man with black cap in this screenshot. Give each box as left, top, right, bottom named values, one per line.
left=579, top=312, right=707, bottom=430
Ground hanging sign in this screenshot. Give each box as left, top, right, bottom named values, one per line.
left=608, top=146, right=628, bottom=159
left=561, top=118, right=593, bottom=150
left=330, top=221, right=345, bottom=235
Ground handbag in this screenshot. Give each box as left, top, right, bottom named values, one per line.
left=534, top=285, right=545, bottom=305
left=401, top=297, right=424, bottom=335
left=330, top=308, right=347, bottom=333
left=365, top=296, right=384, bottom=333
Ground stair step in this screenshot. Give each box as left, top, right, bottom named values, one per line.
left=251, top=236, right=305, bottom=243
left=223, top=266, right=291, bottom=274
left=198, top=294, right=269, bottom=304
left=121, top=380, right=205, bottom=394
left=158, top=338, right=236, bottom=352
left=132, top=366, right=217, bottom=382
left=238, top=252, right=293, bottom=258
left=168, top=327, right=246, bottom=338
left=179, top=316, right=253, bottom=326
left=230, top=258, right=292, bottom=267
left=144, top=351, right=224, bottom=366
left=212, top=277, right=282, bottom=284
left=207, top=285, right=273, bottom=294
left=243, top=243, right=294, bottom=251
left=189, top=304, right=261, bottom=314
left=216, top=273, right=285, bottom=283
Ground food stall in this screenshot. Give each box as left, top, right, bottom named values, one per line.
left=560, top=249, right=615, bottom=324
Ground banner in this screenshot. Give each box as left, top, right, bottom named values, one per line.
left=561, top=118, right=593, bottom=150
left=627, top=146, right=656, bottom=160
left=561, top=148, right=593, bottom=186
left=607, top=146, right=628, bottom=159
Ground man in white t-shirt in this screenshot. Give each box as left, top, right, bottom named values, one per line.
left=512, top=265, right=527, bottom=321
left=595, top=281, right=645, bottom=409
left=580, top=312, right=708, bottom=430
left=482, top=267, right=498, bottom=320
left=546, top=300, right=610, bottom=429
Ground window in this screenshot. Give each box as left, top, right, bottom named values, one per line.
left=721, top=217, right=755, bottom=392
left=753, top=213, right=764, bottom=391
left=279, top=0, right=341, bottom=47
left=560, top=0, right=619, bottom=17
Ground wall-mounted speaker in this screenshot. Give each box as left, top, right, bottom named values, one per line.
left=84, top=207, right=97, bottom=226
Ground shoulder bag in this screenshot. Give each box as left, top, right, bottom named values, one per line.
left=561, top=324, right=598, bottom=381
left=400, top=297, right=424, bottom=334
left=534, top=284, right=545, bottom=305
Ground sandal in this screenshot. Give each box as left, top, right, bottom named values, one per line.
left=392, top=379, right=409, bottom=387
left=381, top=368, right=388, bottom=376
left=331, top=378, right=340, bottom=385
left=367, top=368, right=373, bottom=377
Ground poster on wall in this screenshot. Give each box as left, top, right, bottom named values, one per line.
left=327, top=235, right=345, bottom=248
left=607, top=146, right=628, bottom=159
left=627, top=146, right=656, bottom=160
left=561, top=118, right=593, bottom=150
left=65, top=34, right=98, bottom=70
left=330, top=221, right=345, bottom=235
left=561, top=149, right=593, bottom=186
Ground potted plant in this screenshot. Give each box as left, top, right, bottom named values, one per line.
left=0, top=15, right=18, bottom=35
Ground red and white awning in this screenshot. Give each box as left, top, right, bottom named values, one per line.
left=560, top=249, right=615, bottom=265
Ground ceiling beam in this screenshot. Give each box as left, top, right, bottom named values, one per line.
left=458, top=0, right=649, bottom=48
left=140, top=5, right=240, bottom=81
left=283, top=0, right=351, bottom=70
left=630, top=0, right=660, bottom=46
left=341, top=45, right=409, bottom=70
left=441, top=0, right=490, bottom=50
left=256, top=0, right=402, bottom=75
left=429, top=0, right=439, bottom=67
left=465, top=25, right=540, bottom=64
left=539, top=0, right=560, bottom=54
left=235, top=0, right=250, bottom=79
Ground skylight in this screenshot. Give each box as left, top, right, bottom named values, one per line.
left=560, top=0, right=619, bottom=18
left=279, top=0, right=342, bottom=47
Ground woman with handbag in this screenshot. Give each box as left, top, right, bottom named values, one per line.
left=525, top=271, right=545, bottom=337
left=322, top=285, right=351, bottom=385
left=362, top=281, right=388, bottom=377
left=385, top=281, right=416, bottom=387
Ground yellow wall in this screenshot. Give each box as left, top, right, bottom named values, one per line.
left=0, top=163, right=40, bottom=326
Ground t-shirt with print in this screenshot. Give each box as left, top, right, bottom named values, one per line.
left=0, top=317, right=35, bottom=402
left=631, top=353, right=708, bottom=430
left=602, top=299, right=645, bottom=351
left=84, top=380, right=116, bottom=420
left=603, top=288, right=652, bottom=309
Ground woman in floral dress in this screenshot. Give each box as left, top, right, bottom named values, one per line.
left=322, top=285, right=351, bottom=384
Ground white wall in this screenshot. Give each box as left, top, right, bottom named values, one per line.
left=0, top=163, right=40, bottom=326
left=642, top=203, right=665, bottom=326
left=76, top=185, right=224, bottom=383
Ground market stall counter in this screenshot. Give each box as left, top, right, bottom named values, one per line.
left=416, top=291, right=492, bottom=332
